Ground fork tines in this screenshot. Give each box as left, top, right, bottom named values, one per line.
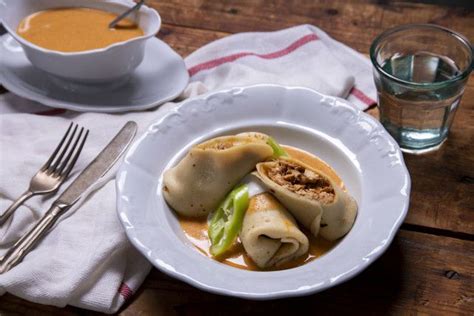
left=42, top=122, right=89, bottom=179
left=0, top=122, right=89, bottom=226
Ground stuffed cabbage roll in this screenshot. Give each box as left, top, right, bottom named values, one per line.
left=240, top=193, right=309, bottom=268
left=163, top=134, right=273, bottom=217
left=256, top=157, right=357, bottom=240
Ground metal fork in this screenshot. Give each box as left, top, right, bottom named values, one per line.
left=0, top=123, right=89, bottom=225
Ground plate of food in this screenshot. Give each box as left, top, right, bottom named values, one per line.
left=116, top=84, right=410, bottom=298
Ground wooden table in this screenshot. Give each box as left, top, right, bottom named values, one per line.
left=1, top=1, right=473, bottom=315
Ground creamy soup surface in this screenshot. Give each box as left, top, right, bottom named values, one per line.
left=179, top=145, right=344, bottom=271
left=17, top=8, right=144, bottom=52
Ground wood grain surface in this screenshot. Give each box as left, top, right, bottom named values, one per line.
left=0, top=230, right=472, bottom=315
left=0, top=0, right=473, bottom=315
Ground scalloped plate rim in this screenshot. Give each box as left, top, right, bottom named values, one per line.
left=116, top=84, right=411, bottom=299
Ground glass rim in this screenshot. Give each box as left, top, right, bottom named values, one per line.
left=370, top=24, right=473, bottom=88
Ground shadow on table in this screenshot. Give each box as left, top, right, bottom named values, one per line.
left=125, top=236, right=405, bottom=316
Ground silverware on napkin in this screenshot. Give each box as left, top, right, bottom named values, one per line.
left=0, top=123, right=88, bottom=226
left=0, top=121, right=138, bottom=274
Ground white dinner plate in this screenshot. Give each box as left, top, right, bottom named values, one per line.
left=0, top=34, right=189, bottom=113
left=116, top=84, right=410, bottom=299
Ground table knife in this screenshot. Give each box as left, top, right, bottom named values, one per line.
left=0, top=121, right=138, bottom=274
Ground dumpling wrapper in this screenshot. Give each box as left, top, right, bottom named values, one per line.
left=256, top=157, right=357, bottom=241
left=240, top=193, right=309, bottom=268
left=163, top=134, right=273, bottom=217
left=236, top=132, right=269, bottom=142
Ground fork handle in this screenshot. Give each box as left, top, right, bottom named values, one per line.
left=0, top=191, right=35, bottom=225
left=0, top=203, right=68, bottom=273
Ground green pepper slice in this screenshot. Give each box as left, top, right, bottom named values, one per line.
left=266, top=136, right=289, bottom=158
left=208, top=184, right=249, bottom=257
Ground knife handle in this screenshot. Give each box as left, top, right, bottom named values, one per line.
left=0, top=203, right=68, bottom=274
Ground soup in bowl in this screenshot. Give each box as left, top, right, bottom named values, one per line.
left=0, top=0, right=161, bottom=83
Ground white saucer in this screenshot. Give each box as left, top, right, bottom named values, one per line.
left=0, top=34, right=189, bottom=113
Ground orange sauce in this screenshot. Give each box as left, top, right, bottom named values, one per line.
left=178, top=145, right=341, bottom=271
left=17, top=8, right=144, bottom=52
left=180, top=216, right=336, bottom=271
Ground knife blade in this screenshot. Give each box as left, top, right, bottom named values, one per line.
left=0, top=121, right=138, bottom=274
left=57, top=121, right=137, bottom=207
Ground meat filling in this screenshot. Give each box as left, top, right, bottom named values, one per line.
left=266, top=160, right=335, bottom=203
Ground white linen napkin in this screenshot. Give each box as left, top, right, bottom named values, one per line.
left=0, top=24, right=376, bottom=313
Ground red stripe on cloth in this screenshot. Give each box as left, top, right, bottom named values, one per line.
left=35, top=108, right=67, bottom=116
left=118, top=282, right=133, bottom=301
left=350, top=87, right=376, bottom=106
left=188, top=33, right=319, bottom=77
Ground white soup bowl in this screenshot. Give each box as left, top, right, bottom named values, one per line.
left=0, top=0, right=161, bottom=83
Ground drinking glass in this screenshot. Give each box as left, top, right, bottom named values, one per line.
left=370, top=24, right=473, bottom=154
